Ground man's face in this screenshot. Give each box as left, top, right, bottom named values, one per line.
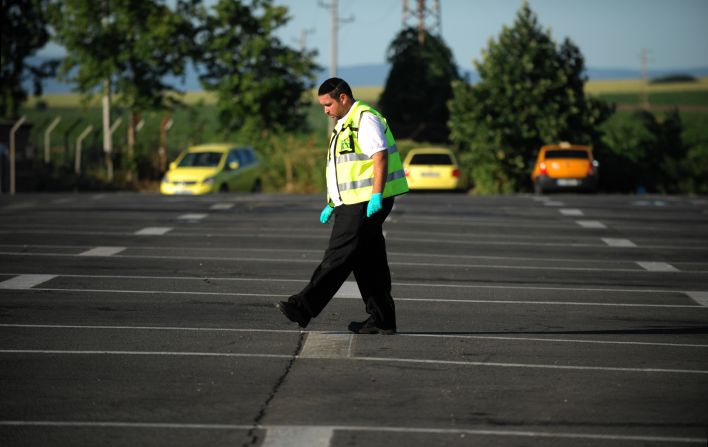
left=318, top=92, right=349, bottom=120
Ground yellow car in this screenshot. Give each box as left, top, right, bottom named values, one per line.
left=531, top=142, right=598, bottom=194
left=403, top=147, right=467, bottom=191
left=160, top=144, right=262, bottom=195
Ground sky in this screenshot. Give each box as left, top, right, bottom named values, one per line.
left=37, top=0, right=708, bottom=73
left=270, top=0, right=708, bottom=72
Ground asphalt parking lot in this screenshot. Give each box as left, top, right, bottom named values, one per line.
left=1, top=192, right=707, bottom=446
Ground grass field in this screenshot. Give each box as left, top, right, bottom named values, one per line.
left=17, top=76, right=708, bottom=191
left=27, top=77, right=708, bottom=108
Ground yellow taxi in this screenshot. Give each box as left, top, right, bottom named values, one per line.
left=531, top=143, right=598, bottom=194
left=403, top=147, right=467, bottom=191
left=160, top=144, right=262, bottom=195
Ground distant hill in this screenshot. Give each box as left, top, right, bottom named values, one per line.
left=25, top=57, right=708, bottom=93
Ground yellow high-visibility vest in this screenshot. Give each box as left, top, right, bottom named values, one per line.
left=327, top=101, right=409, bottom=205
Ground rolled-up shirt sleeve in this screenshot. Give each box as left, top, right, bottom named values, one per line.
left=357, top=112, right=388, bottom=158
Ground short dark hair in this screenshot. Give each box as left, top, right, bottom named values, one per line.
left=318, top=77, right=353, bottom=99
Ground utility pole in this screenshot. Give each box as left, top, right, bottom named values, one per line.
left=299, top=28, right=315, bottom=53
left=318, top=0, right=354, bottom=136
left=640, top=48, right=652, bottom=109
left=318, top=0, right=354, bottom=78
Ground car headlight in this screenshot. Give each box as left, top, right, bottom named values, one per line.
left=162, top=175, right=170, bottom=183
left=203, top=176, right=216, bottom=185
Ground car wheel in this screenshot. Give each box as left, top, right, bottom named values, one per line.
left=219, top=183, right=228, bottom=193
left=251, top=179, right=262, bottom=193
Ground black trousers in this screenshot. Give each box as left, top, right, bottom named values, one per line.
left=291, top=197, right=396, bottom=327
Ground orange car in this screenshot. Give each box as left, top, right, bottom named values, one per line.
left=531, top=143, right=598, bottom=194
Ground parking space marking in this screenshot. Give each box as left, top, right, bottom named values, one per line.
left=78, top=246, right=126, bottom=257
left=0, top=274, right=57, bottom=289
left=2, top=202, right=37, bottom=210
left=177, top=214, right=207, bottom=221
left=262, top=426, right=333, bottom=447
left=2, top=271, right=705, bottom=296
left=637, top=261, right=680, bottom=272
left=299, top=332, right=353, bottom=359
left=11, top=250, right=690, bottom=273
left=51, top=198, right=74, bottom=204
left=576, top=220, right=607, bottom=229
left=3, top=323, right=707, bottom=348
left=0, top=349, right=291, bottom=359
left=334, top=281, right=360, bottom=298
left=10, top=287, right=708, bottom=309
left=543, top=201, right=564, bottom=206
left=602, top=238, right=637, bottom=247
left=2, top=349, right=706, bottom=375
left=0, top=421, right=702, bottom=444
left=134, top=227, right=173, bottom=235
left=560, top=209, right=584, bottom=216
left=686, top=292, right=708, bottom=306
left=350, top=355, right=708, bottom=375
left=210, top=203, right=234, bottom=210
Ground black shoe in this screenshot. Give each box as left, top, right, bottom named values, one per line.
left=276, top=301, right=310, bottom=328
left=348, top=316, right=396, bottom=335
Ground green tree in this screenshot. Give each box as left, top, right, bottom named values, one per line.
left=1, top=0, right=55, bottom=118
left=49, top=0, right=196, bottom=176
left=448, top=2, right=612, bottom=193
left=379, top=28, right=460, bottom=143
left=600, top=109, right=688, bottom=193
left=195, top=0, right=318, bottom=137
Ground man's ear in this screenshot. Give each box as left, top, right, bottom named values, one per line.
left=339, top=93, right=349, bottom=105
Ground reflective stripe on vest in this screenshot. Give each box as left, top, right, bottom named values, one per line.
left=328, top=102, right=409, bottom=205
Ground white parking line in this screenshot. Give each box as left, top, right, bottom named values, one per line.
left=636, top=261, right=680, bottom=272
left=8, top=287, right=708, bottom=309
left=1, top=271, right=703, bottom=296
left=0, top=349, right=290, bottom=359
left=560, top=209, right=583, bottom=216
left=0, top=274, right=57, bottom=289
left=4, top=323, right=706, bottom=348
left=576, top=220, right=607, bottom=229
left=0, top=421, right=702, bottom=444
left=543, top=201, right=564, bottom=206
left=1, top=348, right=706, bottom=375
left=602, top=238, right=637, bottom=247
left=210, top=203, right=234, bottom=210
left=51, top=198, right=74, bottom=204
left=78, top=247, right=126, bottom=257
left=262, top=426, right=333, bottom=447
left=178, top=214, right=207, bottom=221
left=10, top=251, right=694, bottom=273
left=134, top=227, right=173, bottom=235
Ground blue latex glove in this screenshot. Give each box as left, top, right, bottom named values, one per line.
left=320, top=204, right=334, bottom=224
left=366, top=193, right=383, bottom=217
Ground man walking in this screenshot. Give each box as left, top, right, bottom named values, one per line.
left=277, top=78, right=408, bottom=334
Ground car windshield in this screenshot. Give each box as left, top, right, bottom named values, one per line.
left=409, top=153, right=453, bottom=165
left=178, top=152, right=223, bottom=167
left=544, top=150, right=590, bottom=160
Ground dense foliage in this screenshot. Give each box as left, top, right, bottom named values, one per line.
left=379, top=28, right=460, bottom=143
left=194, top=0, right=318, bottom=137
left=1, top=0, right=55, bottom=118
left=49, top=0, right=195, bottom=111
left=448, top=3, right=612, bottom=193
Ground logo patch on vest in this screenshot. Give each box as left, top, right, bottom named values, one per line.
left=338, top=133, right=355, bottom=155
